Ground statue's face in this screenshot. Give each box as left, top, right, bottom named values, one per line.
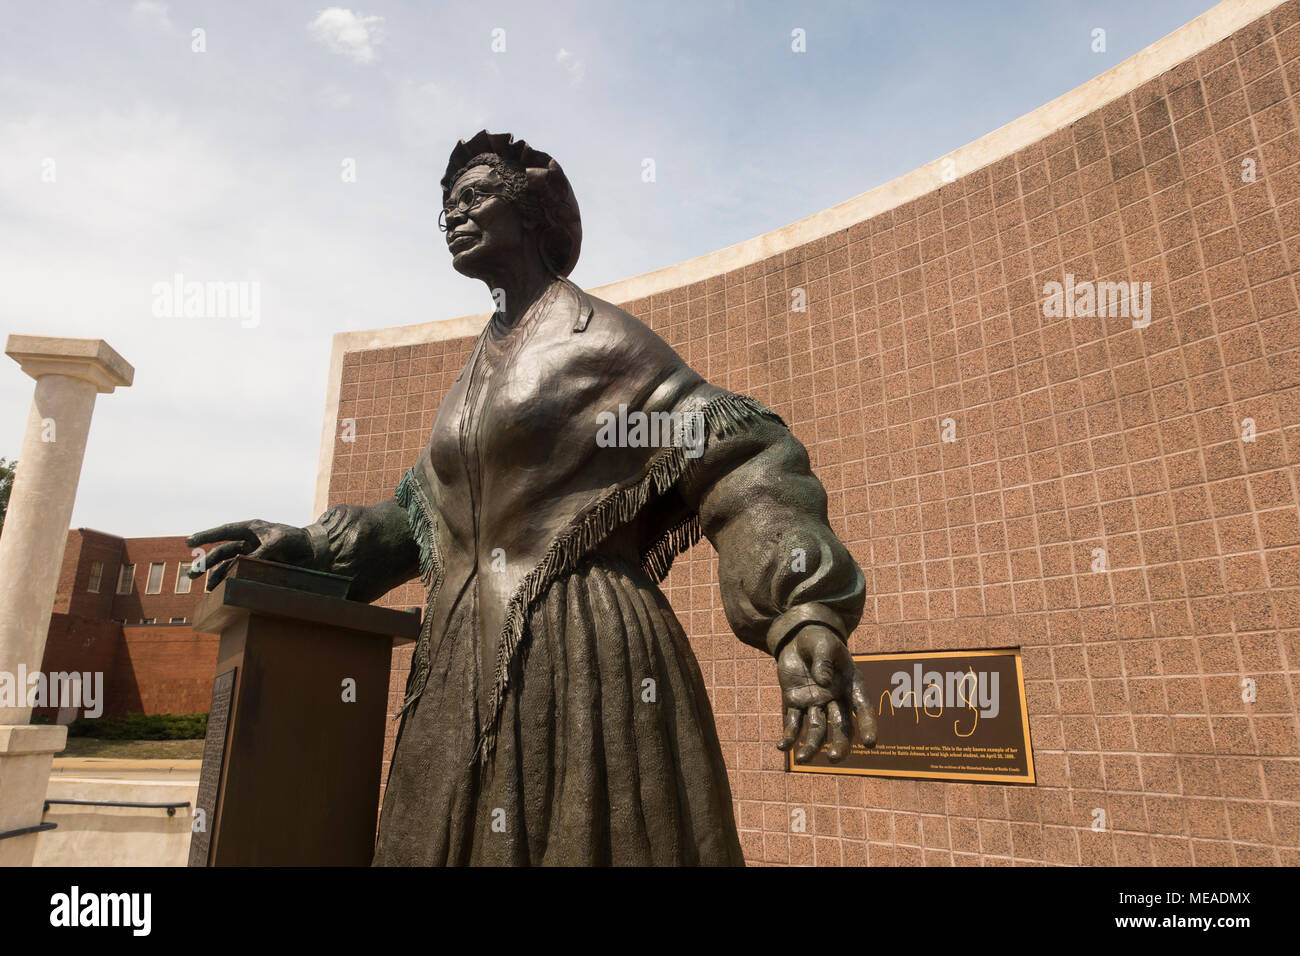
left=444, top=165, right=530, bottom=280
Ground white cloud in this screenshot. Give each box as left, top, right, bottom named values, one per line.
left=308, top=8, right=385, bottom=64
left=556, top=48, right=585, bottom=86
left=130, top=1, right=174, bottom=33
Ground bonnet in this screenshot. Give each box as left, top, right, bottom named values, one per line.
left=441, top=130, right=582, bottom=278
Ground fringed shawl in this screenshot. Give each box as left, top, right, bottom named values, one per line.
left=395, top=391, right=784, bottom=767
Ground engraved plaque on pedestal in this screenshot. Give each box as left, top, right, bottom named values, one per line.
left=188, top=667, right=235, bottom=866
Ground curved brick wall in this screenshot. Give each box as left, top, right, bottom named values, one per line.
left=325, top=0, right=1300, bottom=864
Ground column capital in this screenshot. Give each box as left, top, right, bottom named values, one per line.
left=0, top=723, right=68, bottom=756
left=5, top=335, right=134, bottom=394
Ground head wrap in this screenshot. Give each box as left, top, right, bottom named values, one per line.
left=442, top=131, right=582, bottom=278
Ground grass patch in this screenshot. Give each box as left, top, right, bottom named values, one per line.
left=59, top=738, right=205, bottom=760
left=66, top=713, right=207, bottom=740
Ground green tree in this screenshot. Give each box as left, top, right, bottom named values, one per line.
left=0, top=458, right=15, bottom=537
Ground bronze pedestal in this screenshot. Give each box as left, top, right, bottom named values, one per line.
left=188, top=557, right=418, bottom=866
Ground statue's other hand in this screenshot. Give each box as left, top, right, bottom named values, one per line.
left=185, top=520, right=314, bottom=589
left=775, top=624, right=878, bottom=764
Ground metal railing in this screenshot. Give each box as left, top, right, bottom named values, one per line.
left=44, top=798, right=191, bottom=817
left=0, top=822, right=57, bottom=841
left=0, top=798, right=192, bottom=840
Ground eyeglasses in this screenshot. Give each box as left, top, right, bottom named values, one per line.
left=438, top=185, right=506, bottom=231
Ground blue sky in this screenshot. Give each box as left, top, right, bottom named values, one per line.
left=0, top=0, right=1213, bottom=536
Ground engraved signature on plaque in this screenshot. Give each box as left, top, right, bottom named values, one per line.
left=188, top=667, right=236, bottom=866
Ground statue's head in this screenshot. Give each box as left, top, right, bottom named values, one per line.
left=439, top=131, right=582, bottom=281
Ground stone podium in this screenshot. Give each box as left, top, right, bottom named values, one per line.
left=189, top=556, right=418, bottom=866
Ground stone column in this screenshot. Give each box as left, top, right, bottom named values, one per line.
left=0, top=335, right=133, bottom=866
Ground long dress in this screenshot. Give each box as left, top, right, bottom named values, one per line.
left=306, top=276, right=866, bottom=865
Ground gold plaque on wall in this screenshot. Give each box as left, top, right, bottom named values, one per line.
left=789, top=648, right=1035, bottom=784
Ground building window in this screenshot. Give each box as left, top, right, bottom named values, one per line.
left=145, top=562, right=165, bottom=595
left=175, top=562, right=193, bottom=594
left=140, top=618, right=156, bottom=625
left=169, top=617, right=187, bottom=624
left=116, top=564, right=135, bottom=594
left=87, top=561, right=103, bottom=594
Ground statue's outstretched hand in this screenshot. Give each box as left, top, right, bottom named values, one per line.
left=776, top=624, right=877, bottom=763
left=186, top=520, right=313, bottom=589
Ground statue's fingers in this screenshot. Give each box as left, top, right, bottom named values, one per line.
left=777, top=706, right=802, bottom=752
left=187, top=522, right=257, bottom=548
left=850, top=670, right=878, bottom=747
left=825, top=700, right=852, bottom=762
left=794, top=704, right=827, bottom=763
left=806, top=628, right=840, bottom=688
left=196, top=541, right=247, bottom=573
left=206, top=557, right=237, bottom=589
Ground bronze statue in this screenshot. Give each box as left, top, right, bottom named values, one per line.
left=189, top=131, right=876, bottom=865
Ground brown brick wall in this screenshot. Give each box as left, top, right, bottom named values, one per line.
left=108, top=626, right=220, bottom=717
left=38, top=616, right=219, bottom=719
left=33, top=613, right=124, bottom=720
left=42, top=531, right=217, bottom=719
left=111, top=535, right=210, bottom=624
left=53, top=529, right=123, bottom=619
left=331, top=2, right=1300, bottom=864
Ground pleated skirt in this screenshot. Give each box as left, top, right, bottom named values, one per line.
left=371, top=555, right=744, bottom=866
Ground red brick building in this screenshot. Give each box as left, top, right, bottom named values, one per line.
left=38, top=529, right=218, bottom=719
left=314, top=0, right=1300, bottom=865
